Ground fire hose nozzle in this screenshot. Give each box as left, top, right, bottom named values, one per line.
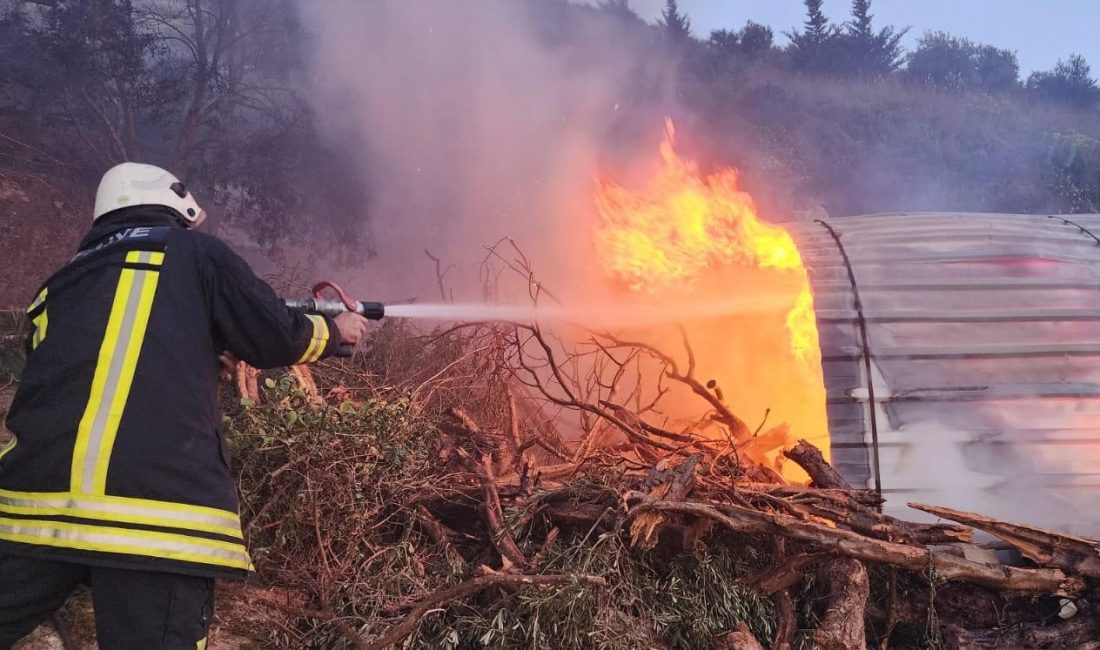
left=358, top=301, right=385, bottom=320
left=286, top=281, right=385, bottom=358
left=284, top=299, right=385, bottom=320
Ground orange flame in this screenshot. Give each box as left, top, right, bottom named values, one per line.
left=594, top=119, right=829, bottom=480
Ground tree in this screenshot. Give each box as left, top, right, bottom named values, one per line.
left=841, top=0, right=907, bottom=76
left=708, top=28, right=739, bottom=57
left=1027, top=54, right=1100, bottom=109
left=595, top=0, right=640, bottom=23
left=0, top=0, right=352, bottom=245
left=905, top=31, right=1019, bottom=93
left=906, top=31, right=979, bottom=90
left=786, top=0, right=842, bottom=73
left=738, top=21, right=775, bottom=60
left=659, top=0, right=691, bottom=43
left=708, top=22, right=773, bottom=63
left=974, top=46, right=1019, bottom=92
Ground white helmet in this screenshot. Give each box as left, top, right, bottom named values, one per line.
left=93, top=162, right=206, bottom=228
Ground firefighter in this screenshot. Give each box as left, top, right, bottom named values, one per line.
left=0, top=163, right=370, bottom=649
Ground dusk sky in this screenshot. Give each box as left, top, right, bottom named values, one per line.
left=624, top=0, right=1098, bottom=74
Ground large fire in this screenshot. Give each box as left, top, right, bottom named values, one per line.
left=594, top=119, right=829, bottom=480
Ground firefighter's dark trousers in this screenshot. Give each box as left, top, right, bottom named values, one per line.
left=0, top=553, right=213, bottom=649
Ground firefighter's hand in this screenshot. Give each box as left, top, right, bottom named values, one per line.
left=218, top=351, right=239, bottom=382
left=334, top=312, right=370, bottom=346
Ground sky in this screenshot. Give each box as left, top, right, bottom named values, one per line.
left=624, top=0, right=1099, bottom=74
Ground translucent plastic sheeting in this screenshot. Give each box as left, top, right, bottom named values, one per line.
left=788, top=213, right=1100, bottom=535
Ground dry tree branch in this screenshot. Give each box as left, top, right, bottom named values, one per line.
left=622, top=499, right=1084, bottom=596
left=596, top=331, right=753, bottom=440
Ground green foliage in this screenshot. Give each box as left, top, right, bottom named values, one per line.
left=229, top=371, right=783, bottom=649
left=659, top=0, right=692, bottom=43
left=975, top=45, right=1020, bottom=92
left=786, top=0, right=842, bottom=73
left=708, top=22, right=776, bottom=65
left=445, top=539, right=775, bottom=650
left=0, top=0, right=366, bottom=249
left=1027, top=54, right=1100, bottom=109
left=1044, top=130, right=1100, bottom=211
left=839, top=0, right=908, bottom=76
left=595, top=0, right=640, bottom=23
left=906, top=31, right=1020, bottom=93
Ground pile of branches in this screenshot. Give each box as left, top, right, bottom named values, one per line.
left=228, top=245, right=1100, bottom=648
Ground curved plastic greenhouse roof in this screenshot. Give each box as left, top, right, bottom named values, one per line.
left=787, top=212, right=1100, bottom=534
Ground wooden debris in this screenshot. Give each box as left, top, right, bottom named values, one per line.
left=783, top=438, right=851, bottom=489
left=629, top=455, right=700, bottom=549
left=812, top=558, right=869, bottom=650
left=944, top=603, right=1100, bottom=649
left=714, top=622, right=764, bottom=650
left=910, top=502, right=1100, bottom=579
left=627, top=499, right=1085, bottom=596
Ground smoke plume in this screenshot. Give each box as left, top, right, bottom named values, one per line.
left=297, top=0, right=677, bottom=303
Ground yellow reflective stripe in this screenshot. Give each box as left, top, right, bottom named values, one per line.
left=0, top=490, right=242, bottom=540
left=89, top=266, right=160, bottom=494
left=0, top=436, right=16, bottom=463
left=71, top=268, right=134, bottom=490
left=125, top=250, right=164, bottom=266
left=295, top=314, right=329, bottom=364
left=0, top=489, right=241, bottom=527
left=31, top=311, right=47, bottom=350
left=0, top=517, right=252, bottom=571
left=26, top=287, right=47, bottom=313
left=28, top=287, right=48, bottom=350
left=197, top=638, right=207, bottom=650
left=71, top=257, right=162, bottom=494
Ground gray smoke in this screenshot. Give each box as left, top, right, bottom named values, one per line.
left=296, top=0, right=678, bottom=303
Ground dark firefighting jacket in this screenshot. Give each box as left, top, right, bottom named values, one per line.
left=0, top=207, right=340, bottom=579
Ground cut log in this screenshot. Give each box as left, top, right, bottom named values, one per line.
left=796, top=499, right=972, bottom=545
left=771, top=590, right=796, bottom=650
left=812, top=558, right=869, bottom=650
left=747, top=552, right=828, bottom=595
left=289, top=365, right=319, bottom=398
left=783, top=439, right=851, bottom=489
left=236, top=362, right=260, bottom=404
left=910, top=502, right=1100, bottom=579
left=626, top=499, right=1085, bottom=596
left=629, top=455, right=699, bottom=550
left=738, top=483, right=884, bottom=509
left=714, top=622, right=764, bottom=650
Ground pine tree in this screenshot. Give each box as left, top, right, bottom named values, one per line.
left=786, top=0, right=840, bottom=72
left=842, top=0, right=907, bottom=76
left=850, top=0, right=874, bottom=41
left=659, top=0, right=692, bottom=43
left=803, top=0, right=831, bottom=42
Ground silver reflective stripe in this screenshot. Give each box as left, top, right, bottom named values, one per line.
left=79, top=268, right=152, bottom=493
left=0, top=518, right=250, bottom=568
left=27, top=288, right=47, bottom=313
left=0, top=492, right=242, bottom=538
